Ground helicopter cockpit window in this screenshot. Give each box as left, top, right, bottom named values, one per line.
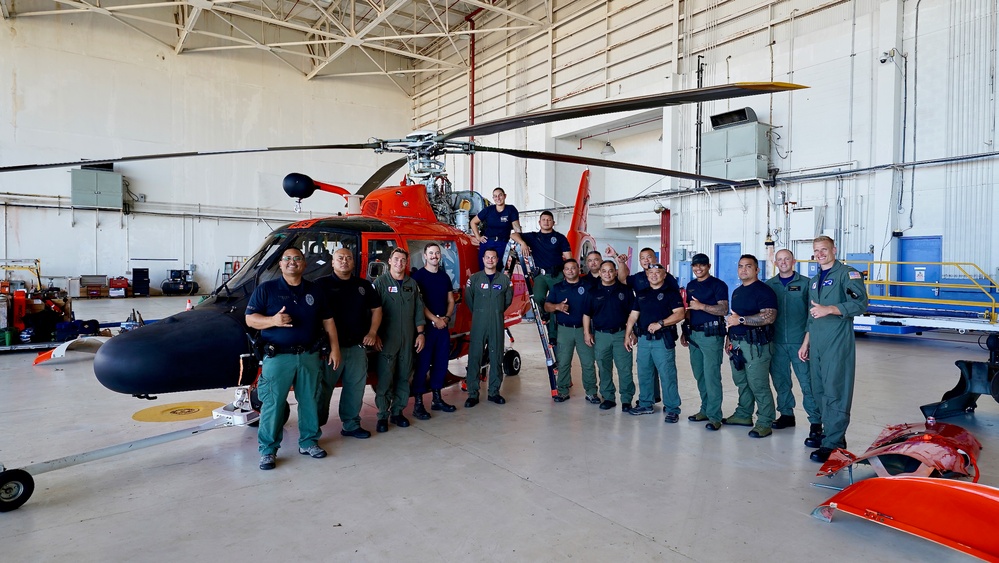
left=220, top=232, right=288, bottom=292
left=253, top=231, right=359, bottom=285
left=407, top=239, right=460, bottom=290
left=366, top=238, right=396, bottom=281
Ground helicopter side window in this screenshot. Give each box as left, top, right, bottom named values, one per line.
left=299, top=235, right=356, bottom=281
left=365, top=238, right=396, bottom=281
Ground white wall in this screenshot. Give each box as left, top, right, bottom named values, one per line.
left=1, top=16, right=413, bottom=290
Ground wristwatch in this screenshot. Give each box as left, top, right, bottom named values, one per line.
left=738, top=316, right=746, bottom=325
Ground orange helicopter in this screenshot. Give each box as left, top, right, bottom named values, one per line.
left=5, top=82, right=804, bottom=398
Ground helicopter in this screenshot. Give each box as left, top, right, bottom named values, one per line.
left=5, top=81, right=805, bottom=398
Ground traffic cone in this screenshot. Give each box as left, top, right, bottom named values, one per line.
left=186, top=299, right=193, bottom=311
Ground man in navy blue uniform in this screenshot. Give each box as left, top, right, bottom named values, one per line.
left=680, top=253, right=730, bottom=431
left=624, top=264, right=685, bottom=420
left=246, top=247, right=340, bottom=470
left=316, top=248, right=382, bottom=440
left=623, top=246, right=677, bottom=404
left=469, top=187, right=525, bottom=269
left=520, top=210, right=572, bottom=343
left=625, top=247, right=680, bottom=293
left=545, top=259, right=596, bottom=402
left=724, top=254, right=778, bottom=438
left=411, top=242, right=458, bottom=419
left=583, top=260, right=636, bottom=411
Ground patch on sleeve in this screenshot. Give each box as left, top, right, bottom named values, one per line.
left=849, top=271, right=862, bottom=279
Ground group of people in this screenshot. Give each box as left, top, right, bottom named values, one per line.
left=245, top=183, right=868, bottom=470
left=245, top=238, right=512, bottom=471
left=534, top=234, right=868, bottom=464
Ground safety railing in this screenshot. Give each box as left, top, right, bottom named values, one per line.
left=841, top=260, right=998, bottom=324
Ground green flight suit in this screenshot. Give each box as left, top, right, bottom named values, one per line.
left=765, top=271, right=819, bottom=423
left=806, top=260, right=868, bottom=449
left=374, top=273, right=425, bottom=419
left=465, top=270, right=513, bottom=398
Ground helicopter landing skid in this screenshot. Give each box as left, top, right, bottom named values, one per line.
left=0, top=387, right=257, bottom=513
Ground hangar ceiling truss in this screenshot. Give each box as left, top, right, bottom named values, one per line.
left=2, top=0, right=548, bottom=89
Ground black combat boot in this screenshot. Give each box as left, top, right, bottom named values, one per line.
left=431, top=389, right=457, bottom=412
left=412, top=395, right=431, bottom=420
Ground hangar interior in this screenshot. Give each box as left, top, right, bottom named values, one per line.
left=2, top=0, right=999, bottom=560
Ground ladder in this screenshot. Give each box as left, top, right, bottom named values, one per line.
left=503, top=241, right=559, bottom=396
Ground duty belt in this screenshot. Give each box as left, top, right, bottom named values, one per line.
left=558, top=322, right=583, bottom=328
left=596, top=327, right=624, bottom=334
left=484, top=236, right=505, bottom=242
left=265, top=343, right=312, bottom=357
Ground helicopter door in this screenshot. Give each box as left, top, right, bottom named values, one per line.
left=363, top=235, right=397, bottom=282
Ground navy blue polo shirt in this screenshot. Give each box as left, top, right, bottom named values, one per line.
left=521, top=230, right=570, bottom=273
left=315, top=274, right=381, bottom=347
left=476, top=204, right=519, bottom=240
left=729, top=280, right=778, bottom=339
left=632, top=284, right=684, bottom=345
left=685, top=276, right=729, bottom=326
left=586, top=281, right=634, bottom=331
left=546, top=278, right=592, bottom=327
left=627, top=270, right=679, bottom=294
left=411, top=267, right=452, bottom=317
left=246, top=277, right=332, bottom=347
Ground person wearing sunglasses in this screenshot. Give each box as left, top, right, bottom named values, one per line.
left=246, top=247, right=341, bottom=470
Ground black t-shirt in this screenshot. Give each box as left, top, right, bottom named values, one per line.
left=729, top=280, right=778, bottom=339
left=411, top=267, right=452, bottom=318
left=632, top=284, right=684, bottom=345
left=685, top=276, right=729, bottom=326
left=521, top=230, right=570, bottom=273
left=315, top=274, right=382, bottom=347
left=546, top=279, right=592, bottom=327
left=586, top=282, right=634, bottom=331
left=246, top=277, right=332, bottom=347
left=627, top=270, right=679, bottom=294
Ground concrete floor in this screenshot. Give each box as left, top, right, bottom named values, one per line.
left=1, top=295, right=994, bottom=561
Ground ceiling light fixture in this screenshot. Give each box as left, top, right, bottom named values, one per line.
left=601, top=141, right=616, bottom=155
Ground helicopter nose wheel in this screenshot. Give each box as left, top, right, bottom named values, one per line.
left=0, top=468, right=35, bottom=512
left=503, top=350, right=521, bottom=376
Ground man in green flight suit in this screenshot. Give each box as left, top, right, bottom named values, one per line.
left=765, top=249, right=819, bottom=435
left=798, top=236, right=868, bottom=462
left=464, top=248, right=513, bottom=407
left=373, top=247, right=426, bottom=433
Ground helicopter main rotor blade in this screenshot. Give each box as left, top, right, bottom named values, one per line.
left=441, top=82, right=806, bottom=141
left=474, top=145, right=742, bottom=186
left=0, top=143, right=382, bottom=173
left=356, top=157, right=409, bottom=197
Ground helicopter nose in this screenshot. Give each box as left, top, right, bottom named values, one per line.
left=94, top=309, right=249, bottom=395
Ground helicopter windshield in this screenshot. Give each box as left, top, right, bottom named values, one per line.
left=213, top=229, right=360, bottom=296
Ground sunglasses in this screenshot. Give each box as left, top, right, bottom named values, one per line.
left=281, top=256, right=304, bottom=262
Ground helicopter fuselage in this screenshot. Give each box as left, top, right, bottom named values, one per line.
left=93, top=183, right=531, bottom=396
